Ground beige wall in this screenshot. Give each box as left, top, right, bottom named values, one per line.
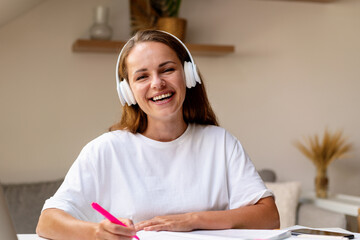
left=0, top=0, right=359, bottom=196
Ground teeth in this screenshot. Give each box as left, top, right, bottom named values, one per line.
left=153, top=93, right=172, bottom=101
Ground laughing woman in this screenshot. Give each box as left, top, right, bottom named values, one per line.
left=37, top=30, right=279, bottom=240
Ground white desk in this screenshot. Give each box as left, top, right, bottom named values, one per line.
left=16, top=227, right=360, bottom=240
left=17, top=235, right=45, bottom=240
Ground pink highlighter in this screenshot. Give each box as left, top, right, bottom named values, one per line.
left=91, top=202, right=140, bottom=240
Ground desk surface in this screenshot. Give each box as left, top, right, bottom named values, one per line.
left=17, top=227, right=360, bottom=240
left=303, top=193, right=360, bottom=217
left=17, top=235, right=45, bottom=240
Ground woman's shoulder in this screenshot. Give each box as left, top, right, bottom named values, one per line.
left=192, top=124, right=232, bottom=135
left=191, top=124, right=238, bottom=142
left=82, top=129, right=135, bottom=152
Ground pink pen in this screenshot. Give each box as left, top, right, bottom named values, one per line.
left=91, top=202, right=140, bottom=240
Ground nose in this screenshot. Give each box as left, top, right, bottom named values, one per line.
left=150, top=73, right=165, bottom=89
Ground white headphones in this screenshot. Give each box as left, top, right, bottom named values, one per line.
left=116, top=30, right=201, bottom=106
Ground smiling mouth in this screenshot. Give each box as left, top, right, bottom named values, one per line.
left=151, top=92, right=174, bottom=102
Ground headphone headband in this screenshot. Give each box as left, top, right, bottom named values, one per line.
left=115, top=37, right=132, bottom=86
left=157, top=31, right=196, bottom=69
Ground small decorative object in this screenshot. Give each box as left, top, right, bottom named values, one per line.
left=294, top=129, right=352, bottom=198
left=130, top=0, right=157, bottom=35
left=90, top=6, right=113, bottom=40
left=129, top=0, right=186, bottom=41
left=152, top=0, right=186, bottom=41
left=156, top=17, right=186, bottom=41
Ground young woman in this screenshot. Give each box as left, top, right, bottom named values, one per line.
left=37, top=30, right=279, bottom=240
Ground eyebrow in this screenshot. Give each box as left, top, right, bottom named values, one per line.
left=159, top=61, right=176, bottom=67
left=134, top=68, right=147, bottom=74
left=133, top=61, right=176, bottom=75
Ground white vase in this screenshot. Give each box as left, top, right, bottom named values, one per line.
left=90, top=6, right=112, bottom=40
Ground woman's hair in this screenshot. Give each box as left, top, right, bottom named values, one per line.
left=109, top=29, right=219, bottom=133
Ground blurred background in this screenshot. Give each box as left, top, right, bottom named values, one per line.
left=0, top=0, right=359, bottom=198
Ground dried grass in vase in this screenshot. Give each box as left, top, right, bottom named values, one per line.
left=294, top=129, right=352, bottom=198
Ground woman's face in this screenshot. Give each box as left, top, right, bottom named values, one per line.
left=126, top=41, right=186, bottom=124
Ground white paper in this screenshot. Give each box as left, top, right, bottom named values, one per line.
left=137, top=229, right=291, bottom=240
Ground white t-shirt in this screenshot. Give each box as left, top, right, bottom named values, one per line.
left=43, top=124, right=272, bottom=223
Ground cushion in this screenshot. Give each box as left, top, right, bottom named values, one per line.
left=2, top=179, right=63, bottom=233
left=265, top=181, right=301, bottom=229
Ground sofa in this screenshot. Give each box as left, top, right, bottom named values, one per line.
left=1, top=169, right=346, bottom=233
left=2, top=179, right=63, bottom=233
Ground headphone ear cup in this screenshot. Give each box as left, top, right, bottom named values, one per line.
left=193, top=63, right=201, bottom=84
left=124, top=80, right=137, bottom=105
left=184, top=61, right=196, bottom=88
left=117, top=79, right=126, bottom=106
left=120, top=80, right=137, bottom=105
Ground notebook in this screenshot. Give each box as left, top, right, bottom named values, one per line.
left=0, top=186, right=18, bottom=240
left=137, top=229, right=291, bottom=240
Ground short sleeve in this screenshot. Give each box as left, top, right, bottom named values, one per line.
left=226, top=133, right=273, bottom=209
left=42, top=144, right=100, bottom=222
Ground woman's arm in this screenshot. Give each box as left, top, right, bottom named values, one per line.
left=135, top=196, right=279, bottom=232
left=36, top=208, right=137, bottom=240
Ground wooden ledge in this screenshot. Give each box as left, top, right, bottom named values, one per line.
left=72, top=39, right=235, bottom=56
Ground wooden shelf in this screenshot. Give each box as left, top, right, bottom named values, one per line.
left=72, top=39, right=235, bottom=56
left=292, top=0, right=336, bottom=2
left=275, top=0, right=336, bottom=2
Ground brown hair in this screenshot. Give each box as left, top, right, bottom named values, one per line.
left=109, top=30, right=219, bottom=133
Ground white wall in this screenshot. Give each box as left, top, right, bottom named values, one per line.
left=0, top=0, right=359, bottom=196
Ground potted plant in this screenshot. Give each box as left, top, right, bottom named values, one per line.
left=152, top=0, right=186, bottom=41
left=130, top=0, right=186, bottom=41
left=294, top=129, right=352, bottom=198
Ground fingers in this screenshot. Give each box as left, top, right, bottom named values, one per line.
left=119, top=218, right=135, bottom=228
left=135, top=214, right=195, bottom=232
left=136, top=219, right=182, bottom=232
left=106, top=220, right=136, bottom=236
left=136, top=219, right=163, bottom=231
left=96, top=219, right=137, bottom=240
left=138, top=221, right=175, bottom=232
left=95, top=229, right=133, bottom=240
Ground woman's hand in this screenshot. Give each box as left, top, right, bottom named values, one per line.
left=135, top=213, right=197, bottom=232
left=95, top=218, right=137, bottom=240
left=134, top=197, right=279, bottom=233
left=37, top=209, right=139, bottom=240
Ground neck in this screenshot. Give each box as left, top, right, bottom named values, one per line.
left=143, top=118, right=188, bottom=142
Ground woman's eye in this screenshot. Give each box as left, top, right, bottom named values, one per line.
left=163, top=68, right=175, bottom=73
left=136, top=75, right=147, bottom=81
